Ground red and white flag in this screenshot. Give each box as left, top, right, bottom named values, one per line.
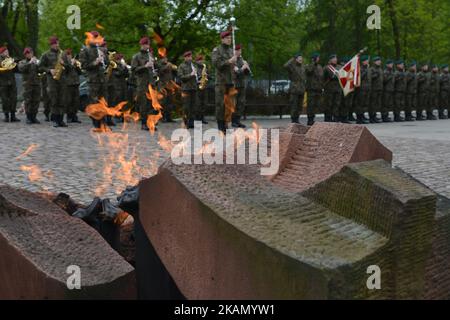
left=330, top=55, right=361, bottom=96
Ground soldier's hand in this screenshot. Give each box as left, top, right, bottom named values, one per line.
left=228, top=56, right=237, bottom=64
left=145, top=61, right=153, bottom=68
left=234, top=66, right=239, bottom=72
left=50, top=69, right=56, bottom=76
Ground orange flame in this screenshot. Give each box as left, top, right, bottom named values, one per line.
left=85, top=97, right=127, bottom=121
left=158, top=47, right=167, bottom=58
left=145, top=84, right=164, bottom=135
left=85, top=31, right=105, bottom=46
left=16, top=143, right=39, bottom=160
left=224, top=87, right=238, bottom=123
left=21, top=165, right=43, bottom=182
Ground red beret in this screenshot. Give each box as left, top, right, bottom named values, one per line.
left=140, top=37, right=150, bottom=45
left=23, top=47, right=33, bottom=55
left=90, top=31, right=100, bottom=38
left=65, top=48, right=73, bottom=55
left=235, top=44, right=242, bottom=50
left=183, top=51, right=192, bottom=58
left=115, top=53, right=123, bottom=60
left=0, top=46, right=8, bottom=54
left=220, top=31, right=231, bottom=39
left=48, top=36, right=59, bottom=45
left=195, top=54, right=204, bottom=61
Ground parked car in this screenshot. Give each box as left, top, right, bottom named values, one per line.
left=269, top=80, right=290, bottom=95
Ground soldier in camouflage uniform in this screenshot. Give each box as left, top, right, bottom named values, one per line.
left=131, top=37, right=157, bottom=131
left=232, top=44, right=250, bottom=128
left=370, top=56, right=383, bottom=123
left=39, top=36, right=67, bottom=127
left=429, top=64, right=440, bottom=120
left=156, top=54, right=177, bottom=123
left=354, top=55, right=371, bottom=124
left=107, top=52, right=129, bottom=125
left=439, top=64, right=449, bottom=119
left=393, top=60, right=406, bottom=122
left=79, top=31, right=110, bottom=128
left=323, top=54, right=341, bottom=122
left=382, top=59, right=395, bottom=122
left=284, top=53, right=306, bottom=124
left=177, top=51, right=198, bottom=129
left=405, top=61, right=418, bottom=121
left=61, top=48, right=82, bottom=124
left=417, top=63, right=432, bottom=120
left=195, top=55, right=209, bottom=124
left=211, top=31, right=235, bottom=133
left=305, top=52, right=323, bottom=126
left=18, top=47, right=41, bottom=124
left=0, top=46, right=20, bottom=122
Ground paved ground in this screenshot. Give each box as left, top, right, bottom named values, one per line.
left=0, top=112, right=449, bottom=204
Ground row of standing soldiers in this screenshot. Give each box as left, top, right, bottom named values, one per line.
left=284, top=53, right=450, bottom=125
left=0, top=31, right=252, bottom=132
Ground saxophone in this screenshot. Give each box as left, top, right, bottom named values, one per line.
left=0, top=57, right=17, bottom=72
left=199, top=64, right=208, bottom=90
left=105, top=51, right=117, bottom=79
left=53, top=50, right=65, bottom=81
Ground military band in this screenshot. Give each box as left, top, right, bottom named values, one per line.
left=0, top=31, right=449, bottom=132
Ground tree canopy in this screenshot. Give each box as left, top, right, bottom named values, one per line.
left=1, top=0, right=449, bottom=79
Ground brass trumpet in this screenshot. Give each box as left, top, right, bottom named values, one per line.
left=0, top=57, right=17, bottom=72
left=105, top=51, right=117, bottom=79
left=53, top=50, right=65, bottom=81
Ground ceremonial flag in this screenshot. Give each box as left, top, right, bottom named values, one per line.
left=336, top=55, right=361, bottom=96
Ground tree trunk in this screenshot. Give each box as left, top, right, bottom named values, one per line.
left=24, top=0, right=39, bottom=53
left=0, top=11, right=22, bottom=56
left=386, top=0, right=401, bottom=59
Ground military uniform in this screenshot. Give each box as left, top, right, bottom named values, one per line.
left=323, top=60, right=341, bottom=122
left=405, top=64, right=418, bottom=121
left=429, top=67, right=440, bottom=120
left=0, top=51, right=19, bottom=122
left=131, top=49, right=156, bottom=128
left=305, top=55, right=323, bottom=125
left=417, top=68, right=431, bottom=120
left=39, top=48, right=66, bottom=126
left=354, top=60, right=371, bottom=124
left=61, top=52, right=82, bottom=123
left=393, top=63, right=406, bottom=122
left=18, top=54, right=41, bottom=124
left=107, top=59, right=129, bottom=107
left=370, top=59, right=383, bottom=123
left=177, top=57, right=198, bottom=128
left=439, top=66, right=449, bottom=119
left=382, top=63, right=395, bottom=122
left=284, top=56, right=306, bottom=123
left=233, top=55, right=250, bottom=127
left=195, top=60, right=209, bottom=123
left=211, top=39, right=234, bottom=131
left=80, top=45, right=109, bottom=103
left=156, top=58, right=176, bottom=122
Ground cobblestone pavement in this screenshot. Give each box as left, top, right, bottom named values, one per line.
left=0, top=112, right=449, bottom=204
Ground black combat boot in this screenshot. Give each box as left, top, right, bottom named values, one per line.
left=290, top=116, right=300, bottom=124
left=356, top=114, right=369, bottom=124
left=10, top=112, right=20, bottom=122
left=3, top=113, right=9, bottom=122
left=59, top=114, right=68, bottom=127
left=307, top=115, right=315, bottom=126
left=32, top=113, right=41, bottom=124
left=201, top=115, right=208, bottom=124
left=106, top=116, right=116, bottom=126
left=427, top=111, right=437, bottom=120
left=53, top=114, right=60, bottom=127
left=26, top=113, right=33, bottom=125
left=405, top=111, right=415, bottom=121
left=187, top=118, right=195, bottom=129
left=369, top=113, right=382, bottom=123
left=71, top=114, right=81, bottom=123
left=416, top=110, right=425, bottom=120
left=324, top=114, right=332, bottom=122
left=232, top=115, right=246, bottom=128
left=438, top=110, right=448, bottom=119
left=348, top=112, right=357, bottom=122
left=217, top=120, right=228, bottom=134
left=44, top=112, right=50, bottom=122
left=381, top=113, right=392, bottom=122
left=141, top=118, right=149, bottom=131
left=394, top=113, right=404, bottom=122
left=340, top=115, right=351, bottom=124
